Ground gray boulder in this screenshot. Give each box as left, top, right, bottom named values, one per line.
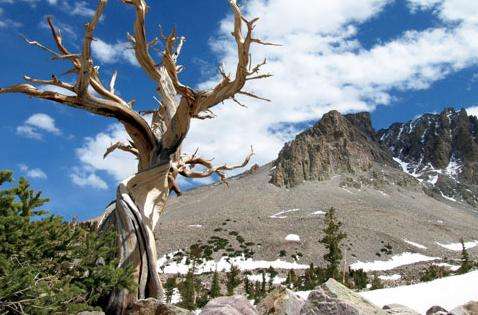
left=200, top=295, right=257, bottom=315
left=426, top=305, right=448, bottom=315
left=300, top=279, right=386, bottom=315
left=126, top=298, right=191, bottom=315
left=383, top=304, right=420, bottom=314
left=450, top=301, right=478, bottom=315
left=257, top=286, right=305, bottom=315
left=77, top=312, right=105, bottom=315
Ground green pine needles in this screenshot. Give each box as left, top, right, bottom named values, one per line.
left=0, top=170, right=135, bottom=314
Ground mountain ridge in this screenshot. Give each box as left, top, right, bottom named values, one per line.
left=270, top=107, right=478, bottom=207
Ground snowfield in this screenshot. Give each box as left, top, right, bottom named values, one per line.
left=360, top=270, right=478, bottom=314
left=158, top=253, right=309, bottom=275
left=436, top=240, right=478, bottom=251
left=350, top=252, right=439, bottom=272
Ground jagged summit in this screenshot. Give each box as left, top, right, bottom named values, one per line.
left=379, top=107, right=478, bottom=206
left=270, top=110, right=395, bottom=188
left=270, top=108, right=478, bottom=206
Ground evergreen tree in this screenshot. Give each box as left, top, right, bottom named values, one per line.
left=458, top=238, right=473, bottom=274
left=244, top=276, right=253, bottom=299
left=0, top=170, right=135, bottom=314
left=178, top=270, right=196, bottom=310
left=261, top=269, right=267, bottom=295
left=226, top=265, right=241, bottom=296
left=164, top=276, right=177, bottom=304
left=370, top=274, right=384, bottom=290
left=267, top=266, right=278, bottom=291
left=319, top=207, right=347, bottom=281
left=210, top=270, right=222, bottom=298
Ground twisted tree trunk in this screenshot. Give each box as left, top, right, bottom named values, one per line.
left=99, top=164, right=170, bottom=314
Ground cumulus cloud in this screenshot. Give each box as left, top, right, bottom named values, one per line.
left=75, top=124, right=137, bottom=181
left=92, top=39, right=139, bottom=66
left=70, top=167, right=108, bottom=190
left=17, top=113, right=61, bottom=140
left=19, top=164, right=47, bottom=179
left=73, top=0, right=478, bottom=184
left=181, top=0, right=478, bottom=167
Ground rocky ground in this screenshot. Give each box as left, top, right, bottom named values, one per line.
left=155, top=162, right=478, bottom=274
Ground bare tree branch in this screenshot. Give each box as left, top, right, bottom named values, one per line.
left=104, top=141, right=139, bottom=159
left=173, top=146, right=254, bottom=182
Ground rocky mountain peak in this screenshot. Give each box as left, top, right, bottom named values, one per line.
left=270, top=110, right=395, bottom=188
left=378, top=107, right=478, bottom=206
left=270, top=107, right=478, bottom=207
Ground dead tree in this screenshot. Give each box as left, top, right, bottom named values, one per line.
left=0, top=0, right=273, bottom=312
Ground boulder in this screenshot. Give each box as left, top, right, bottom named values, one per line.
left=383, top=304, right=420, bottom=314
left=450, top=301, right=478, bottom=315
left=200, top=295, right=258, bottom=315
left=126, top=298, right=191, bottom=315
left=77, top=312, right=105, bottom=315
left=257, top=286, right=305, bottom=315
left=426, top=306, right=448, bottom=315
left=300, top=279, right=386, bottom=315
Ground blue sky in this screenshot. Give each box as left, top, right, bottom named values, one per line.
left=1, top=0, right=478, bottom=220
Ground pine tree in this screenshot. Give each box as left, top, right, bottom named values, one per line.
left=226, top=265, right=241, bottom=296
left=320, top=207, right=347, bottom=281
left=164, top=276, right=177, bottom=304
left=267, top=266, right=278, bottom=291
left=210, top=270, right=222, bottom=298
left=458, top=238, right=473, bottom=274
left=0, top=170, right=135, bottom=314
left=261, top=269, right=267, bottom=295
left=244, top=276, right=253, bottom=299
left=179, top=270, right=196, bottom=310
left=371, top=274, right=383, bottom=290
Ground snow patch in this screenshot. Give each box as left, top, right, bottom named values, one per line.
left=440, top=191, right=456, bottom=202
left=378, top=274, right=401, bottom=281
left=285, top=234, right=301, bottom=242
left=189, top=224, right=203, bottom=228
left=311, top=210, right=325, bottom=215
left=434, top=263, right=460, bottom=271
left=158, top=253, right=309, bottom=275
left=360, top=271, right=478, bottom=314
left=350, top=252, right=439, bottom=272
left=247, top=274, right=286, bottom=285
left=403, top=239, right=427, bottom=250
left=436, top=240, right=478, bottom=251
left=270, top=208, right=300, bottom=219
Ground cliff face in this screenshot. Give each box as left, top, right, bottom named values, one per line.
left=270, top=111, right=395, bottom=188
left=270, top=108, right=478, bottom=207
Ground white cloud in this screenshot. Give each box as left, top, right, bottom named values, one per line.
left=74, top=0, right=478, bottom=185
left=181, top=0, right=478, bottom=168
left=70, top=167, right=108, bottom=190
left=0, top=7, right=22, bottom=28
left=19, top=164, right=47, bottom=179
left=16, top=113, right=61, bottom=140
left=75, top=124, right=137, bottom=181
left=60, top=1, right=95, bottom=17
left=25, top=113, right=61, bottom=134
left=466, top=106, right=478, bottom=117
left=92, top=39, right=139, bottom=66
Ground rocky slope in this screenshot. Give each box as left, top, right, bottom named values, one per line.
left=378, top=108, right=478, bottom=206
left=153, top=107, right=478, bottom=282
left=271, top=108, right=478, bottom=207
